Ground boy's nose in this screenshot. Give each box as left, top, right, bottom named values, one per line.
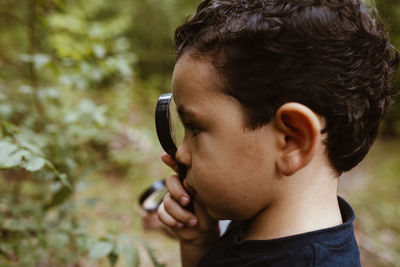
left=175, top=142, right=191, bottom=167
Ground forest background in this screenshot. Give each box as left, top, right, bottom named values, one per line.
left=0, top=0, right=399, bottom=266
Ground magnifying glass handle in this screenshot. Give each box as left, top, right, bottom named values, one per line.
left=177, top=162, right=186, bottom=183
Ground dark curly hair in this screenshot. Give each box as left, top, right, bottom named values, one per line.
left=174, top=0, right=399, bottom=173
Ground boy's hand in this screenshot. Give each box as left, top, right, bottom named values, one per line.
left=157, top=153, right=219, bottom=248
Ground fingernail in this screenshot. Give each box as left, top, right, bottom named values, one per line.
left=188, top=218, right=197, bottom=227
left=176, top=222, right=184, bottom=228
left=181, top=195, right=189, bottom=205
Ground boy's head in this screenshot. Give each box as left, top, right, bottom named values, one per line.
left=173, top=0, right=399, bottom=174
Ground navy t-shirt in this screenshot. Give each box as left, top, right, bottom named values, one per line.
left=198, top=197, right=361, bottom=267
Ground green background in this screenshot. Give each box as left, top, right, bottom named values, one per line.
left=0, top=0, right=399, bottom=266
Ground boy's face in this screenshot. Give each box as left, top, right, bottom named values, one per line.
left=172, top=53, right=280, bottom=220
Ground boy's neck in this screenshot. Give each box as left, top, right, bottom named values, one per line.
left=243, top=170, right=342, bottom=241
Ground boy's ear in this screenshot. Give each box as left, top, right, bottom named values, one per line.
left=274, top=103, right=322, bottom=176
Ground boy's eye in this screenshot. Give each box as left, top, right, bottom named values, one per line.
left=184, top=122, right=201, bottom=136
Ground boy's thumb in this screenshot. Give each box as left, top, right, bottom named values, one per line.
left=193, top=200, right=218, bottom=231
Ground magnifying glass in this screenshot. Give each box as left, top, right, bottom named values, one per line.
left=155, top=93, right=187, bottom=181
left=138, top=93, right=189, bottom=212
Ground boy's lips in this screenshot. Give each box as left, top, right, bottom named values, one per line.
left=183, top=179, right=197, bottom=197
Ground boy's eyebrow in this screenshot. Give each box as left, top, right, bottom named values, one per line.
left=177, top=105, right=201, bottom=120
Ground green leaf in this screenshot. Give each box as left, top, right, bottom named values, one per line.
left=58, top=173, right=72, bottom=189
left=33, top=54, right=51, bottom=70
left=1, top=121, right=17, bottom=137
left=0, top=144, right=19, bottom=169
left=49, top=232, right=70, bottom=250
left=0, top=140, right=18, bottom=162
left=2, top=218, right=37, bottom=232
left=123, top=243, right=140, bottom=267
left=0, top=104, right=12, bottom=119
left=44, top=186, right=73, bottom=211
left=19, top=140, right=45, bottom=156
left=93, top=44, right=106, bottom=58
left=89, top=241, right=113, bottom=260
left=78, top=99, right=96, bottom=114
left=0, top=140, right=46, bottom=172
left=21, top=154, right=46, bottom=172
left=2, top=149, right=31, bottom=169
left=143, top=243, right=165, bottom=267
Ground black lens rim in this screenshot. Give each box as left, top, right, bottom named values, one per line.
left=155, top=93, right=177, bottom=156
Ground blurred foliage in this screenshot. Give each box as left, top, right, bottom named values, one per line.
left=0, top=0, right=197, bottom=265
left=343, top=141, right=400, bottom=266
left=374, top=0, right=400, bottom=135
left=0, top=0, right=399, bottom=266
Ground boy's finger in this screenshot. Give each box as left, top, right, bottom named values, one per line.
left=163, top=193, right=197, bottom=226
left=165, top=175, right=191, bottom=206
left=161, top=153, right=179, bottom=173
left=157, top=202, right=184, bottom=229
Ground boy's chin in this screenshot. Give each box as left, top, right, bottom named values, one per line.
left=204, top=206, right=226, bottom=220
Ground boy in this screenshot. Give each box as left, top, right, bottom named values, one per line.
left=157, top=0, right=399, bottom=266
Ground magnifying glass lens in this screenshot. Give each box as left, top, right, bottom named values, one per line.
left=169, top=98, right=184, bottom=149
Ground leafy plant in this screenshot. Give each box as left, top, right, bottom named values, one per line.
left=0, top=0, right=166, bottom=265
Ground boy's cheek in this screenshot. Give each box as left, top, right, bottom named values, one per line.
left=191, top=173, right=255, bottom=218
